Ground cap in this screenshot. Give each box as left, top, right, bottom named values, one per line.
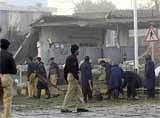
left=0, top=39, right=10, bottom=49
left=71, top=44, right=79, bottom=54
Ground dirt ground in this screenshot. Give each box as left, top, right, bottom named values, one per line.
left=11, top=96, right=160, bottom=118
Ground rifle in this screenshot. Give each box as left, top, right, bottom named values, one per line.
left=49, top=82, right=66, bottom=92
left=37, top=73, right=66, bottom=92
left=0, top=78, right=3, bottom=105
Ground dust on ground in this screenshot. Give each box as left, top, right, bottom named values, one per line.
left=11, top=96, right=160, bottom=118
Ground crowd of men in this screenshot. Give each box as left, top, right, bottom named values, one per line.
left=0, top=38, right=157, bottom=117
left=27, top=57, right=51, bottom=99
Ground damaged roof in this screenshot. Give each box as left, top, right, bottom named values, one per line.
left=31, top=15, right=92, bottom=27
left=31, top=10, right=160, bottom=29
left=74, top=9, right=160, bottom=19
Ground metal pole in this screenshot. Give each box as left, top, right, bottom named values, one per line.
left=19, top=65, right=22, bottom=84
left=151, top=0, right=160, bottom=62
left=133, top=0, right=139, bottom=71
left=151, top=42, right=155, bottom=61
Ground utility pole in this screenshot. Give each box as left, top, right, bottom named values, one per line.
left=152, top=0, right=159, bottom=61
left=133, top=0, right=139, bottom=72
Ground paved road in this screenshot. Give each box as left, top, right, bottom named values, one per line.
left=11, top=103, right=160, bottom=118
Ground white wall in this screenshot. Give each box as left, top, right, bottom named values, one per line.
left=119, top=27, right=129, bottom=46
left=38, top=26, right=104, bottom=64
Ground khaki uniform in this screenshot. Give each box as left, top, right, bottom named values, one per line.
left=49, top=67, right=59, bottom=97
left=62, top=73, right=84, bottom=109
left=36, top=62, right=50, bottom=98
left=49, top=74, right=58, bottom=96
left=27, top=73, right=37, bottom=97
left=0, top=74, right=13, bottom=118
left=0, top=39, right=17, bottom=118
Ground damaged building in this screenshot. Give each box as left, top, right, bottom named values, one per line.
left=0, top=3, right=56, bottom=63
left=16, top=10, right=160, bottom=65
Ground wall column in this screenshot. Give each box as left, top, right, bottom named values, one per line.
left=38, top=28, right=50, bottom=65
left=119, top=27, right=129, bottom=47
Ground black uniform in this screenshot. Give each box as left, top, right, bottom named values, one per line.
left=0, top=49, right=17, bottom=105
left=36, top=62, right=50, bottom=98
left=80, top=60, right=93, bottom=103
left=105, top=62, right=111, bottom=84
left=27, top=61, right=36, bottom=78
left=0, top=49, right=17, bottom=74
left=64, top=54, right=79, bottom=83
left=144, top=55, right=156, bottom=98
left=122, top=71, right=142, bottom=98
left=0, top=38, right=17, bottom=118
left=48, top=61, right=60, bottom=78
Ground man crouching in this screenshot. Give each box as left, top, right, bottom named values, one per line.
left=122, top=71, right=142, bottom=99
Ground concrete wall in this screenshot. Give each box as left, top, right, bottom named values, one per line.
left=48, top=47, right=102, bottom=65
left=105, top=27, right=129, bottom=47
left=39, top=27, right=50, bottom=64
left=38, top=25, right=146, bottom=65
left=39, top=44, right=145, bottom=65
left=105, top=30, right=117, bottom=47
left=39, top=27, right=104, bottom=64
left=103, top=47, right=145, bottom=64
left=119, top=27, right=129, bottom=46
left=43, top=27, right=104, bottom=45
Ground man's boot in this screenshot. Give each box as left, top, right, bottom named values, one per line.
left=77, top=108, right=89, bottom=112
left=36, top=89, right=41, bottom=99
left=45, top=87, right=51, bottom=99
left=61, top=109, right=72, bottom=113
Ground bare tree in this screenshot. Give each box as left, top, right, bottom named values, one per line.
left=73, top=0, right=116, bottom=13
left=139, top=0, right=160, bottom=11
left=153, top=0, right=160, bottom=11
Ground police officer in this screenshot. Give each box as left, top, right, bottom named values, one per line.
left=61, top=44, right=89, bottom=113
left=99, top=60, right=112, bottom=92
left=27, top=57, right=37, bottom=98
left=122, top=71, right=142, bottom=99
left=144, top=55, right=156, bottom=98
left=80, top=56, right=93, bottom=103
left=35, top=57, right=50, bottom=99
left=0, top=39, right=17, bottom=118
left=48, top=57, right=60, bottom=97
left=100, top=60, right=112, bottom=99
left=108, top=63, right=123, bottom=99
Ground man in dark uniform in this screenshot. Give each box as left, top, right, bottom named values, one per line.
left=144, top=55, right=156, bottom=98
left=100, top=60, right=111, bottom=91
left=27, top=57, right=37, bottom=98
left=108, top=64, right=123, bottom=99
left=80, top=56, right=93, bottom=103
left=0, top=39, right=17, bottom=118
left=100, top=60, right=111, bottom=83
left=61, top=44, right=89, bottom=113
left=122, top=71, right=142, bottom=99
left=48, top=57, right=60, bottom=97
left=35, top=57, right=50, bottom=99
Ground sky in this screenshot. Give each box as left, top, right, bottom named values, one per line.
left=1, top=0, right=48, bottom=6
left=0, top=0, right=148, bottom=15
left=48, top=0, right=148, bottom=15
